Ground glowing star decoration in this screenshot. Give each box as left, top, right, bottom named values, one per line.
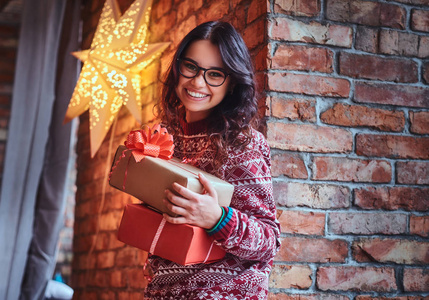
left=64, top=0, right=169, bottom=157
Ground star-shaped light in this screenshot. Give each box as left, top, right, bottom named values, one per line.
left=64, top=0, right=169, bottom=157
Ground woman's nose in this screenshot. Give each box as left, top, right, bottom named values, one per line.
left=191, top=70, right=206, bottom=87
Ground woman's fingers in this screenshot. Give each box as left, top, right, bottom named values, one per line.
left=162, top=213, right=188, bottom=224
left=171, top=182, right=199, bottom=201
left=198, top=173, right=217, bottom=198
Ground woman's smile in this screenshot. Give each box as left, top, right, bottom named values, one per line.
left=185, top=88, right=210, bottom=99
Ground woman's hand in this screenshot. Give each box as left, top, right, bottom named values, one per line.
left=162, top=173, right=223, bottom=229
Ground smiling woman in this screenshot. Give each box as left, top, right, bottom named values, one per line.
left=145, top=21, right=281, bottom=300
left=174, top=39, right=231, bottom=123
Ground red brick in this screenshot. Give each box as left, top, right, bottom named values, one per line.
left=352, top=238, right=429, bottom=264
left=271, top=44, right=333, bottom=73
left=268, top=73, right=350, bottom=97
left=328, top=212, right=407, bottom=235
left=228, top=1, right=247, bottom=32
left=73, top=291, right=97, bottom=300
left=126, top=267, right=148, bottom=289
left=379, top=30, right=419, bottom=57
left=75, top=216, right=98, bottom=235
left=152, top=11, right=177, bottom=43
left=174, top=0, right=201, bottom=21
left=317, top=266, right=397, bottom=292
left=0, top=36, right=19, bottom=48
left=418, top=36, right=429, bottom=58
left=270, top=97, right=316, bottom=122
left=396, top=161, right=429, bottom=185
left=173, top=16, right=198, bottom=48
left=73, top=235, right=96, bottom=253
left=356, top=134, right=429, bottom=159
left=75, top=253, right=96, bottom=270
left=410, top=111, right=429, bottom=134
left=109, top=270, right=126, bottom=288
left=108, top=231, right=125, bottom=249
left=269, top=18, right=352, bottom=47
left=254, top=44, right=268, bottom=72
left=243, top=17, right=265, bottom=50
left=354, top=187, right=429, bottom=212
left=356, top=297, right=427, bottom=300
left=411, top=9, right=429, bottom=32
left=321, top=103, right=405, bottom=132
left=94, top=232, right=111, bottom=251
left=0, top=94, right=11, bottom=106
left=276, top=237, right=348, bottom=263
left=274, top=182, right=350, bottom=209
left=153, top=0, right=173, bottom=20
left=393, top=0, right=429, bottom=4
left=355, top=82, right=429, bottom=108
left=273, top=0, right=320, bottom=17
left=269, top=294, right=350, bottom=300
left=197, top=1, right=229, bottom=24
left=355, top=26, right=378, bottom=53
left=98, top=210, right=122, bottom=231
left=96, top=251, right=115, bottom=269
left=404, top=268, right=429, bottom=292
left=424, top=61, right=429, bottom=84
left=271, top=152, right=308, bottom=178
left=268, top=123, right=353, bottom=153
left=0, top=83, right=12, bottom=94
left=247, top=0, right=268, bottom=23
left=277, top=210, right=325, bottom=235
left=326, top=0, right=405, bottom=29
left=115, top=247, right=145, bottom=267
left=269, top=265, right=312, bottom=289
left=339, top=52, right=418, bottom=82
left=410, top=215, right=429, bottom=238
left=312, top=157, right=391, bottom=183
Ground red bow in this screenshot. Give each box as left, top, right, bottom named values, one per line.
left=124, top=124, right=174, bottom=162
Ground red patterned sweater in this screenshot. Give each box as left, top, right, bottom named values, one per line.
left=144, top=119, right=281, bottom=299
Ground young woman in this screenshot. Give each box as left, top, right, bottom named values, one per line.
left=145, top=21, right=280, bottom=299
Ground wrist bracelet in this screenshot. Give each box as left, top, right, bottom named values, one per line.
left=206, top=206, right=225, bottom=233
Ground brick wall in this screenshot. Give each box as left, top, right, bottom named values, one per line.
left=71, top=0, right=429, bottom=298
left=267, top=0, right=429, bottom=298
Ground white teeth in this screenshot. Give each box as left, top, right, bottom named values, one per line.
left=187, top=89, right=208, bottom=98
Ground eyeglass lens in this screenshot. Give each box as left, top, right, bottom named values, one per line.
left=179, top=59, right=227, bottom=87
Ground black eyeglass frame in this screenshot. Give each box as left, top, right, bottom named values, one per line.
left=177, top=58, right=230, bottom=87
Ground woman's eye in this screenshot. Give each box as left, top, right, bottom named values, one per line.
left=208, top=71, right=223, bottom=78
left=185, top=63, right=198, bottom=71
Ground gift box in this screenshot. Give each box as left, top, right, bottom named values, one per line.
left=117, top=203, right=226, bottom=265
left=109, top=145, right=234, bottom=216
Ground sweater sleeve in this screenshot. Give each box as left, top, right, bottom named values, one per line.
left=209, top=131, right=281, bottom=262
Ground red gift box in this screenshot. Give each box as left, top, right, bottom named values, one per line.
left=117, top=203, right=226, bottom=265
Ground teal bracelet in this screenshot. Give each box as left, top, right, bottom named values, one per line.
left=206, top=206, right=225, bottom=233
left=210, top=207, right=232, bottom=235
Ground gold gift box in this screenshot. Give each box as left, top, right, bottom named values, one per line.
left=109, top=145, right=234, bottom=216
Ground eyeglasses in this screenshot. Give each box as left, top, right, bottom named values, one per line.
left=177, top=58, right=229, bottom=87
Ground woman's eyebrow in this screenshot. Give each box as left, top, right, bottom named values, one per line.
left=183, top=57, right=226, bottom=70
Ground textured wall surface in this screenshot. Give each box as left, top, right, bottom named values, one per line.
left=71, top=0, right=429, bottom=299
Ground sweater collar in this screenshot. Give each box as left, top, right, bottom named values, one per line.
left=179, top=117, right=209, bottom=135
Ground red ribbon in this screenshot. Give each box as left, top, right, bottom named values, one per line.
left=124, top=124, right=174, bottom=162
left=109, top=124, right=174, bottom=189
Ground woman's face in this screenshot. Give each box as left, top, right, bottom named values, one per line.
left=175, top=40, right=231, bottom=123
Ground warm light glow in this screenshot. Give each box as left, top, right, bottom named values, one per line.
left=64, top=0, right=169, bottom=157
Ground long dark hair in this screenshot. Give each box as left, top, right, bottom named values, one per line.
left=158, top=21, right=258, bottom=162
